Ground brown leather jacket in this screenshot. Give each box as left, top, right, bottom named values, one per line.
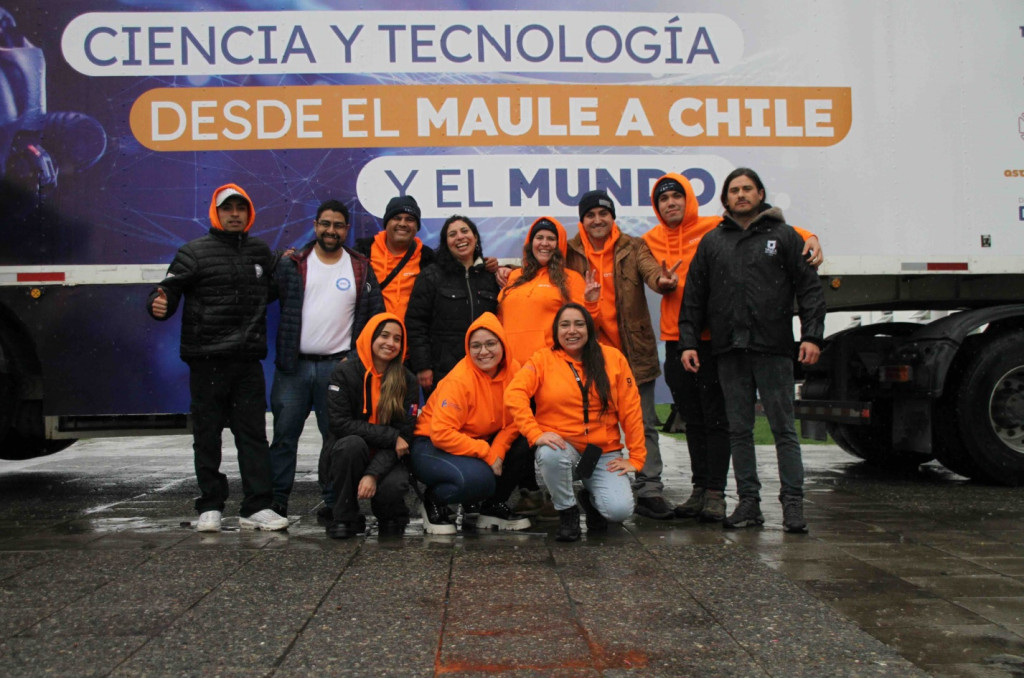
left=566, top=230, right=662, bottom=384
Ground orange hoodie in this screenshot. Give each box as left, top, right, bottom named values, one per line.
left=413, top=313, right=521, bottom=465
left=354, top=312, right=407, bottom=424
left=498, top=217, right=599, bottom=365
left=369, top=230, right=425, bottom=319
left=505, top=343, right=647, bottom=471
left=576, top=221, right=622, bottom=348
left=643, top=173, right=816, bottom=341
left=208, top=183, right=256, bottom=232
left=642, top=173, right=721, bottom=342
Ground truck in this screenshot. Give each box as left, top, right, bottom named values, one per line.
left=1, top=1, right=1022, bottom=485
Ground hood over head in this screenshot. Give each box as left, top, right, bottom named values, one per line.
left=208, top=183, right=256, bottom=232
left=524, top=216, right=568, bottom=259
left=650, top=173, right=699, bottom=230
left=463, top=312, right=511, bottom=376
left=355, top=312, right=407, bottom=375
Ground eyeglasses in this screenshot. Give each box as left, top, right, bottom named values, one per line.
left=316, top=220, right=347, bottom=230
left=469, top=340, right=500, bottom=354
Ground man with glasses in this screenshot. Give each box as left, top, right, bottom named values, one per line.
left=269, top=199, right=384, bottom=519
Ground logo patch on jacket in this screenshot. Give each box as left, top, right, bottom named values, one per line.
left=764, top=240, right=778, bottom=256
left=255, top=264, right=264, bottom=278
left=441, top=399, right=462, bottom=412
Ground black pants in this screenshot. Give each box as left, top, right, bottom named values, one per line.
left=324, top=435, right=410, bottom=524
left=189, top=359, right=273, bottom=516
left=665, top=340, right=731, bottom=492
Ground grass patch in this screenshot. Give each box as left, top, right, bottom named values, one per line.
left=654, top=404, right=834, bottom=446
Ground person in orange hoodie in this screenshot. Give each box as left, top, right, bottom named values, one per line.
left=147, top=184, right=287, bottom=533
left=643, top=173, right=822, bottom=523
left=566, top=189, right=679, bottom=521
left=410, top=313, right=533, bottom=533
left=319, top=312, right=418, bottom=539
left=505, top=303, right=646, bottom=542
left=498, top=217, right=601, bottom=366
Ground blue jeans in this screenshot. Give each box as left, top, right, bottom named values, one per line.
left=717, top=350, right=804, bottom=499
left=269, top=357, right=341, bottom=507
left=535, top=443, right=634, bottom=521
left=409, top=437, right=496, bottom=505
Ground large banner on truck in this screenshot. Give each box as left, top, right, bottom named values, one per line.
left=0, top=1, right=1019, bottom=417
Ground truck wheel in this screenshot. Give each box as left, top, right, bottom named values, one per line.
left=932, top=336, right=990, bottom=481
left=0, top=400, right=75, bottom=461
left=826, top=402, right=933, bottom=468
left=948, top=332, right=1024, bottom=486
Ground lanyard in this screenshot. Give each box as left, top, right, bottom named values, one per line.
left=566, top=362, right=589, bottom=433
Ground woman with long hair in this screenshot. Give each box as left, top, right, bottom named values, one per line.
left=505, top=303, right=647, bottom=542
left=409, top=312, right=534, bottom=533
left=405, top=215, right=500, bottom=393
left=498, top=217, right=600, bottom=366
left=319, top=312, right=418, bottom=539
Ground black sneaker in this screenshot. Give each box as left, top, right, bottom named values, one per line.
left=578, top=489, right=608, bottom=532
left=325, top=515, right=366, bottom=540
left=377, top=517, right=409, bottom=537
left=723, top=496, right=764, bottom=529
left=781, top=494, right=808, bottom=533
left=477, top=501, right=531, bottom=531
left=316, top=506, right=333, bottom=525
left=636, top=495, right=675, bottom=520
left=556, top=505, right=581, bottom=542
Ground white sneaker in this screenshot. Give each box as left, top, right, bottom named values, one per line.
left=239, top=508, right=289, bottom=531
left=196, top=510, right=222, bottom=532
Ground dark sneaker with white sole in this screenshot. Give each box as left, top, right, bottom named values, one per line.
left=476, top=500, right=531, bottom=531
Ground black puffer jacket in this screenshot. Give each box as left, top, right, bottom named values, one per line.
left=274, top=242, right=384, bottom=373
left=680, top=206, right=826, bottom=357
left=149, top=228, right=276, bottom=362
left=404, top=259, right=500, bottom=382
left=325, top=356, right=418, bottom=479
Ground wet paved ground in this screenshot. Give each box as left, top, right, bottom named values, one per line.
left=1, top=424, right=1023, bottom=676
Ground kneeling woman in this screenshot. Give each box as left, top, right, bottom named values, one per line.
left=505, top=303, right=646, bottom=542
left=410, top=313, right=533, bottom=534
left=320, top=312, right=418, bottom=538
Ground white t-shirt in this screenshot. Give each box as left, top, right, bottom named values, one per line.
left=299, top=249, right=358, bottom=355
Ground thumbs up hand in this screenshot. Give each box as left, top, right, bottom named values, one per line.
left=151, top=288, right=169, bottom=318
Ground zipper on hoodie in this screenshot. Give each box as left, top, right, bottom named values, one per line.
left=464, top=267, right=475, bottom=320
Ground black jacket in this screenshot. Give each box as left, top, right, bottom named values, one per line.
left=274, top=243, right=384, bottom=373
left=325, top=356, right=418, bottom=479
left=148, top=228, right=276, bottom=362
left=404, top=259, right=500, bottom=380
left=679, top=206, right=826, bottom=357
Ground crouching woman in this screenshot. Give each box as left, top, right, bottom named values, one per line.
left=410, top=312, right=533, bottom=534
left=320, top=313, right=418, bottom=539
left=505, top=303, right=646, bottom=542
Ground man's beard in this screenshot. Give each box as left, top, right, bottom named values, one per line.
left=317, top=235, right=342, bottom=252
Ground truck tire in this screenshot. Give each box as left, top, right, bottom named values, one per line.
left=943, top=332, right=1024, bottom=486
left=826, top=403, right=933, bottom=469
left=0, top=400, right=75, bottom=461
left=932, top=336, right=990, bottom=481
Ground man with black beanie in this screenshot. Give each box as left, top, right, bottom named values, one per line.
left=566, top=189, right=681, bottom=521
left=355, top=194, right=434, bottom=320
